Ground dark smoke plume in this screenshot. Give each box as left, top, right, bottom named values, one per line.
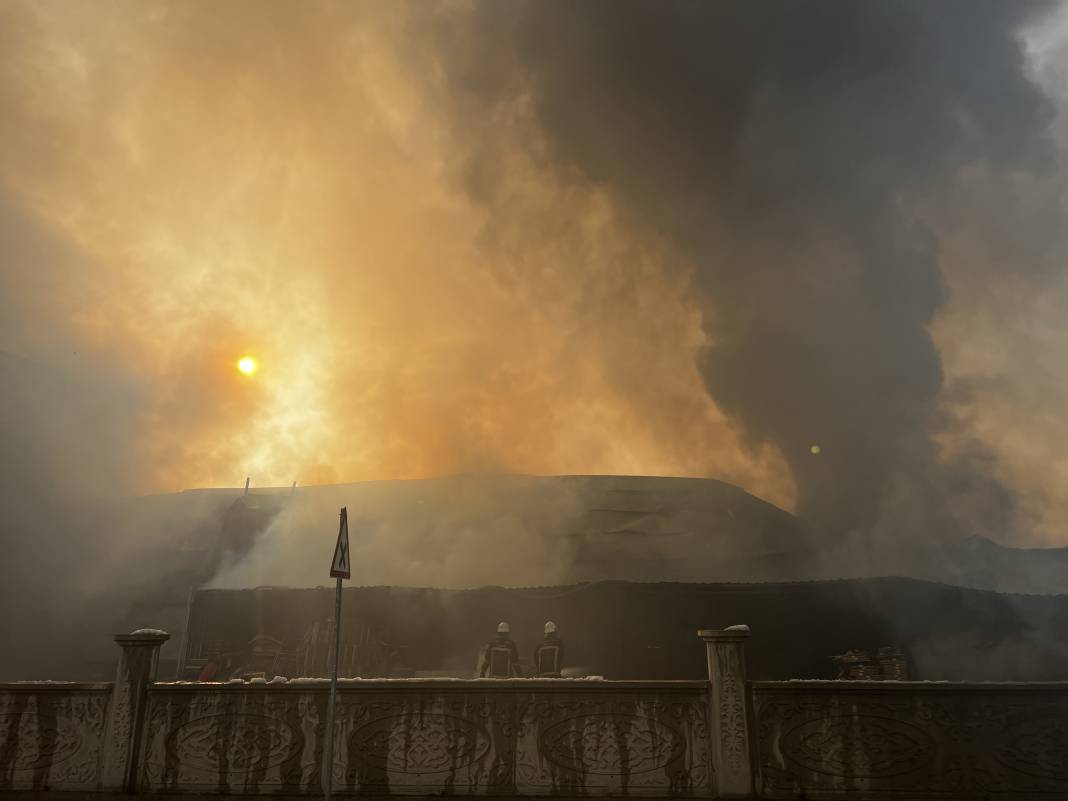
left=438, top=0, right=1057, bottom=555
left=2, top=1, right=1067, bottom=680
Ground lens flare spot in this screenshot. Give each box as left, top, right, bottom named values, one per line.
left=810, top=444, right=821, bottom=455
left=237, top=356, right=258, bottom=376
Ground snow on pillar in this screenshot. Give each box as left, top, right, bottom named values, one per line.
left=699, top=625, right=754, bottom=799
left=102, top=628, right=170, bottom=792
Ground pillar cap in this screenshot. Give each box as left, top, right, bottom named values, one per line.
left=115, top=629, right=170, bottom=646
left=698, top=625, right=750, bottom=642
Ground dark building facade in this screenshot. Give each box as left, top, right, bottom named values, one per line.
left=178, top=577, right=1068, bottom=683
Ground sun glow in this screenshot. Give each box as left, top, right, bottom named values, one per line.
left=237, top=356, right=258, bottom=376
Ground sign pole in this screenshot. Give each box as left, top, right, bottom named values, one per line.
left=323, top=507, right=350, bottom=801
left=323, top=575, right=341, bottom=800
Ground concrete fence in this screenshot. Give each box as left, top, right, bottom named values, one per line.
left=2, top=626, right=1066, bottom=799
left=752, top=679, right=1068, bottom=799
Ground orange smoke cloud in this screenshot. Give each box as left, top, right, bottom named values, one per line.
left=0, top=0, right=794, bottom=505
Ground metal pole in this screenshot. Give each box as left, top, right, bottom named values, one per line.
left=175, top=585, right=195, bottom=680
left=323, top=576, right=342, bottom=800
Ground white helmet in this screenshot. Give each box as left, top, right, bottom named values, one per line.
left=544, top=621, right=557, bottom=635
left=497, top=621, right=510, bottom=634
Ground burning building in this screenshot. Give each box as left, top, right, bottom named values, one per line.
left=3, top=470, right=1066, bottom=682
left=177, top=577, right=1068, bottom=683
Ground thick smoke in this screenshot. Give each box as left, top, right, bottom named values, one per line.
left=3, top=0, right=1068, bottom=678
left=438, top=0, right=1060, bottom=558
left=208, top=476, right=587, bottom=590
left=0, top=0, right=787, bottom=496
left=0, top=0, right=779, bottom=675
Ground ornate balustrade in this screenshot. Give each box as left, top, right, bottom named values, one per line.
left=3, top=627, right=1067, bottom=798
left=752, top=680, right=1068, bottom=800
left=0, top=682, right=111, bottom=792
left=139, top=680, right=713, bottom=796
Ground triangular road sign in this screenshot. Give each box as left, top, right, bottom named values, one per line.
left=330, top=507, right=351, bottom=579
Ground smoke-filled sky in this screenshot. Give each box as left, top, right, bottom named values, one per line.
left=4, top=0, right=1068, bottom=547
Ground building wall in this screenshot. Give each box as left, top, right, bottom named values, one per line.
left=182, top=580, right=1068, bottom=683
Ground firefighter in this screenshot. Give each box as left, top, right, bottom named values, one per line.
left=478, top=622, right=521, bottom=678
left=533, top=621, right=564, bottom=677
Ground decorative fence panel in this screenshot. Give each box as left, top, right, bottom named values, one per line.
left=0, top=683, right=112, bottom=792
left=7, top=631, right=1068, bottom=799
left=752, top=681, right=1068, bottom=800
left=138, top=680, right=714, bottom=797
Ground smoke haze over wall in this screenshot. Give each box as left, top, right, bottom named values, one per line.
left=3, top=0, right=1068, bottom=653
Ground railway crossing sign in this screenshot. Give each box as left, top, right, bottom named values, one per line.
left=330, top=507, right=350, bottom=579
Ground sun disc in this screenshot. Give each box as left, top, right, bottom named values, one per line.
left=237, top=356, right=258, bottom=376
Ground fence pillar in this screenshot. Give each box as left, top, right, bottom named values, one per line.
left=102, top=628, right=170, bottom=792
left=699, top=625, right=753, bottom=799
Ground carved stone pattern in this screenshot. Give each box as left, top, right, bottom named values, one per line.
left=102, top=680, right=135, bottom=787
left=717, top=672, right=748, bottom=775
left=165, top=713, right=301, bottom=773
left=538, top=713, right=684, bottom=775
left=994, top=717, right=1068, bottom=781
left=674, top=699, right=713, bottom=791
left=0, top=713, right=83, bottom=772
left=0, top=693, right=108, bottom=790
left=754, top=690, right=1068, bottom=799
left=350, top=713, right=492, bottom=773
left=141, top=690, right=712, bottom=795
left=332, top=695, right=516, bottom=791
left=514, top=692, right=711, bottom=795
left=781, top=715, right=936, bottom=778
left=109, top=688, right=133, bottom=746
left=139, top=702, right=171, bottom=787
left=144, top=697, right=310, bottom=788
